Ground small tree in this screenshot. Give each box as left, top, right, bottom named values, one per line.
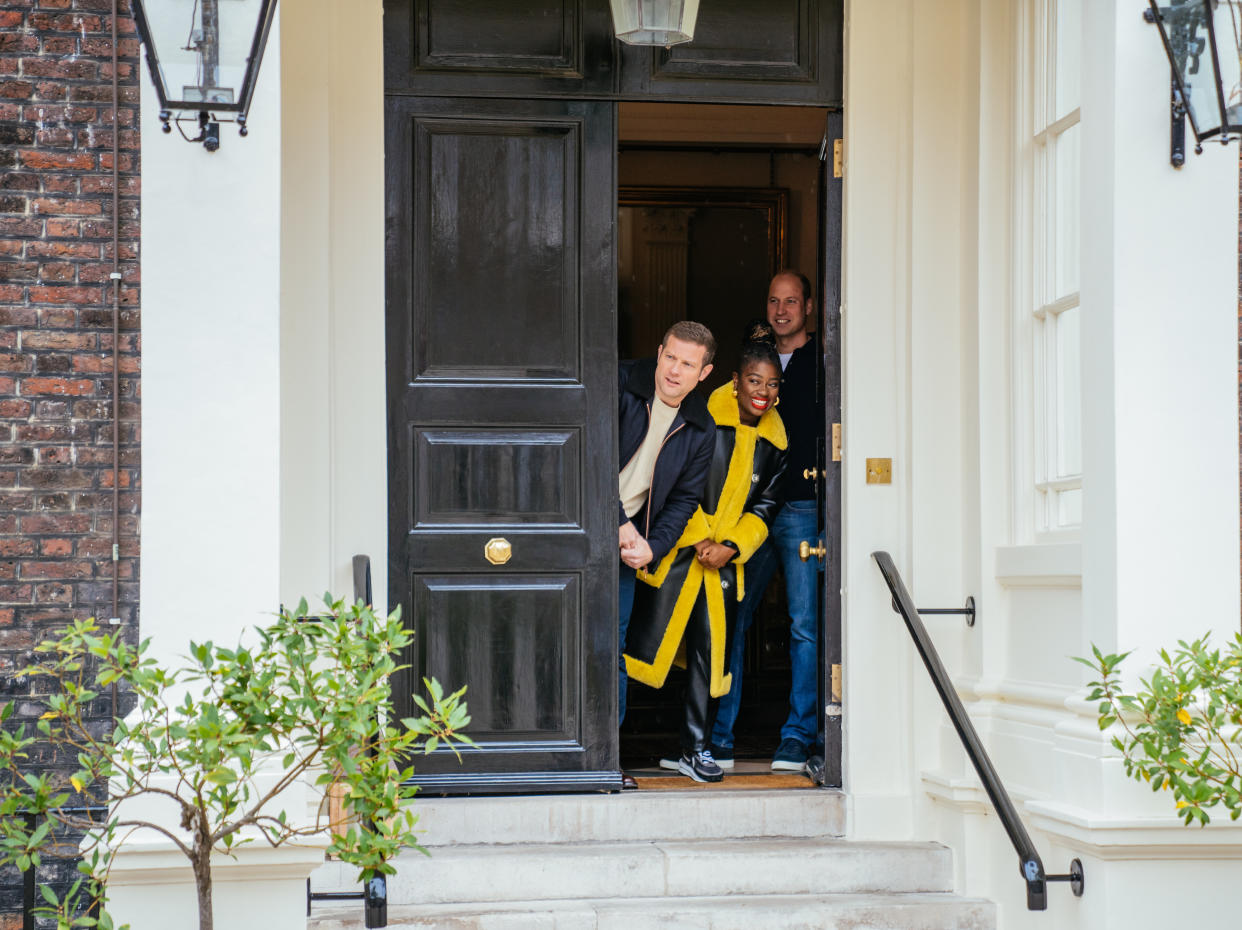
left=1077, top=635, right=1242, bottom=826
left=0, top=597, right=472, bottom=930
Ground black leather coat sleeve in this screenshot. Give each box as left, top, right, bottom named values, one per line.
left=747, top=442, right=788, bottom=529
left=644, top=422, right=715, bottom=567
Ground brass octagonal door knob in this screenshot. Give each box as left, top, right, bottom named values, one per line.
left=803, top=467, right=821, bottom=480
left=484, top=537, right=512, bottom=565
left=798, top=540, right=827, bottom=563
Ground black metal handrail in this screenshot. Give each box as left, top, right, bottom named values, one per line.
left=305, top=554, right=387, bottom=929
left=871, top=551, right=1084, bottom=910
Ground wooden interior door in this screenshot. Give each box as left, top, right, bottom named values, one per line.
left=385, top=95, right=618, bottom=794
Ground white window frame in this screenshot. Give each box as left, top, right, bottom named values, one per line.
left=1013, top=0, right=1082, bottom=542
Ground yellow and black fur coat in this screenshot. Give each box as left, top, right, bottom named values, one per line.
left=624, top=382, right=788, bottom=697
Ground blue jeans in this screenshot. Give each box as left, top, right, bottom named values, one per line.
left=618, top=563, right=636, bottom=723
left=711, top=499, right=821, bottom=749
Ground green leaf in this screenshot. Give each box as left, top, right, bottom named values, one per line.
left=206, top=766, right=237, bottom=785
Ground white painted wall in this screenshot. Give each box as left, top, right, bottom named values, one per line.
left=845, top=0, right=1240, bottom=927
left=140, top=8, right=283, bottom=656
left=278, top=0, right=387, bottom=614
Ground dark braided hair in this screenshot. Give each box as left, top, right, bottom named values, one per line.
left=737, top=319, right=780, bottom=374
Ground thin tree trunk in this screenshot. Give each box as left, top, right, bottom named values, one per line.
left=192, top=844, right=213, bottom=930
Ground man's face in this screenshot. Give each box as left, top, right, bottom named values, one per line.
left=653, top=335, right=713, bottom=407
left=766, top=274, right=812, bottom=341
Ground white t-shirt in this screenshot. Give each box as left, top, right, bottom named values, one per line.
left=618, top=398, right=680, bottom=519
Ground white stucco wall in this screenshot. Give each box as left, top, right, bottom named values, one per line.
left=844, top=0, right=1241, bottom=928
left=140, top=11, right=283, bottom=655
left=277, top=0, right=388, bottom=614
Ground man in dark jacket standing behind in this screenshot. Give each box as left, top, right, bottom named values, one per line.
left=617, top=322, right=717, bottom=767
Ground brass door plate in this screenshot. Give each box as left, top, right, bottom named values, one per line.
left=831, top=423, right=842, bottom=462
left=865, top=458, right=892, bottom=484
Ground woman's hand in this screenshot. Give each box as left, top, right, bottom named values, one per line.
left=695, top=541, right=735, bottom=570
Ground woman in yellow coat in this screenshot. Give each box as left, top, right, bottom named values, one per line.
left=624, top=329, right=787, bottom=781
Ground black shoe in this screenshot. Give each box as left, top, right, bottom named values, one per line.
left=678, top=749, right=724, bottom=783
left=621, top=773, right=638, bottom=790
left=708, top=742, right=734, bottom=770
left=658, top=754, right=680, bottom=772
left=771, top=738, right=808, bottom=773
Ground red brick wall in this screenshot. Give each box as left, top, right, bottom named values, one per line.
left=0, top=0, right=140, bottom=916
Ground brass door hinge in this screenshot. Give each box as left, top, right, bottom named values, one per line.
left=832, top=139, right=843, bottom=178
left=831, top=422, right=842, bottom=462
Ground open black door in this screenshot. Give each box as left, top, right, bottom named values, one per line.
left=385, top=95, right=619, bottom=794
left=819, top=111, right=844, bottom=787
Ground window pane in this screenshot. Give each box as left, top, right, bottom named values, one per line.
left=1055, top=304, right=1082, bottom=478
left=1056, top=487, right=1082, bottom=527
left=1053, top=122, right=1080, bottom=297
left=1054, top=0, right=1081, bottom=119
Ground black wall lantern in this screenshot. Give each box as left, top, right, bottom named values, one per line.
left=1145, top=0, right=1242, bottom=166
left=131, top=0, right=278, bottom=152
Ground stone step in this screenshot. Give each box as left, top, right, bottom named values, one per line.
left=308, top=892, right=997, bottom=930
left=398, top=788, right=845, bottom=847
left=311, top=838, right=954, bottom=906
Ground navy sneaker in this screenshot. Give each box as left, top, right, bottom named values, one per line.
left=709, top=743, right=734, bottom=770
left=771, top=738, right=808, bottom=773
left=678, top=749, right=724, bottom=783
left=658, top=753, right=680, bottom=772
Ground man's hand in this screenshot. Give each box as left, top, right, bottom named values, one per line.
left=619, top=520, right=641, bottom=551
left=620, top=522, right=653, bottom=570
left=695, top=541, right=735, bottom=571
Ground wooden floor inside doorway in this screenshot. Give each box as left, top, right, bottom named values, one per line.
left=627, top=759, right=817, bottom=790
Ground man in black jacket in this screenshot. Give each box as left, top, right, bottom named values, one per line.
left=711, top=270, right=825, bottom=774
left=617, top=321, right=717, bottom=752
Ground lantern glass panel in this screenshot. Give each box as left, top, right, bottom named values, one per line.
left=1151, top=0, right=1242, bottom=139
left=1213, top=0, right=1242, bottom=131
left=609, top=0, right=701, bottom=46
left=1156, top=0, right=1223, bottom=136
left=142, top=0, right=267, bottom=111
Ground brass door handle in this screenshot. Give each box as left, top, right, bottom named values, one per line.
left=484, top=537, right=512, bottom=565
left=798, top=540, right=826, bottom=562
left=803, top=467, right=821, bottom=480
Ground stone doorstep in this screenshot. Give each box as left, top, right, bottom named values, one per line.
left=396, top=788, right=846, bottom=848
left=311, top=839, right=956, bottom=907
left=308, top=892, right=998, bottom=930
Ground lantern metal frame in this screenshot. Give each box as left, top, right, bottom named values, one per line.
left=130, top=0, right=279, bottom=150
left=1144, top=1, right=1242, bottom=166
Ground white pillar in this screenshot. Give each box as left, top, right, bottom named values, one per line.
left=140, top=14, right=284, bottom=657
left=1024, top=4, right=1242, bottom=929
left=129, top=13, right=329, bottom=929
left=1080, top=0, right=1240, bottom=672
left=278, top=0, right=387, bottom=611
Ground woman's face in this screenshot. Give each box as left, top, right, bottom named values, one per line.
left=734, top=358, right=781, bottom=426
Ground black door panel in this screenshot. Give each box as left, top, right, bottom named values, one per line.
left=386, top=95, right=617, bottom=794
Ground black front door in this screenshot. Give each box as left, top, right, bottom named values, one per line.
left=385, top=95, right=618, bottom=793
left=383, top=0, right=843, bottom=796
